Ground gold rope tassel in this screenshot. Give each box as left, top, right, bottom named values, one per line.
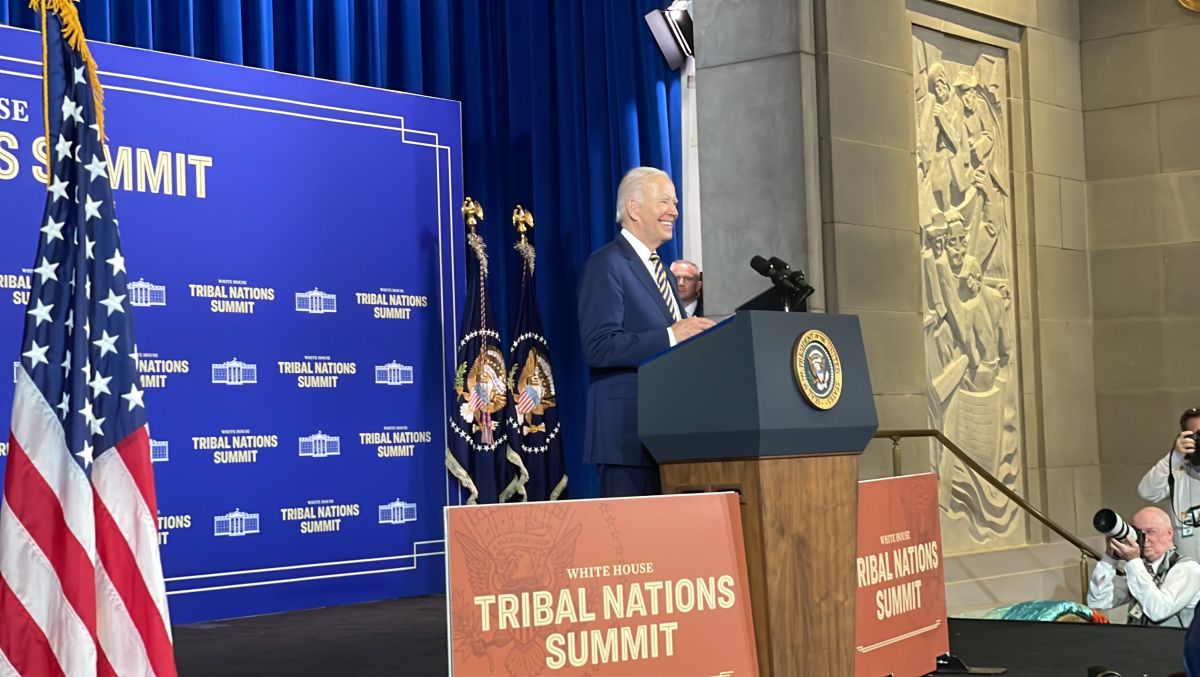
left=30, top=0, right=107, bottom=152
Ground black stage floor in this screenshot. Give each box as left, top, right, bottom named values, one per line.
left=173, top=596, right=1187, bottom=676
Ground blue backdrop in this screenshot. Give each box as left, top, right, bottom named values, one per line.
left=2, top=0, right=686, bottom=500
left=0, top=22, right=464, bottom=622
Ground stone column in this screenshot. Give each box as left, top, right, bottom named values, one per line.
left=693, top=0, right=820, bottom=315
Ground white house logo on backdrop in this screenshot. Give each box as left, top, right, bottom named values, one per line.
left=128, top=278, right=167, bottom=307
left=295, top=288, right=337, bottom=314
left=375, top=361, right=414, bottom=386
left=213, top=509, right=261, bottom=537
left=378, top=499, right=417, bottom=525
left=212, top=358, right=258, bottom=385
left=298, top=431, right=341, bottom=458
left=150, top=438, right=169, bottom=463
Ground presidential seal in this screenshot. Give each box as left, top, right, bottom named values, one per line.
left=455, top=344, right=508, bottom=445
left=793, top=329, right=842, bottom=410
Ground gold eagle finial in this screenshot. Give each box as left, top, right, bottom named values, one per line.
left=512, top=205, right=534, bottom=242
left=462, top=197, right=484, bottom=230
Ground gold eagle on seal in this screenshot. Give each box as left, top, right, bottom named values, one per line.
left=457, top=346, right=507, bottom=443
left=512, top=348, right=556, bottom=434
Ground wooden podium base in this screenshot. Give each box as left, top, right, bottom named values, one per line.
left=661, top=453, right=859, bottom=677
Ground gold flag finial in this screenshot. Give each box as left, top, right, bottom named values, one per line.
left=512, top=205, right=534, bottom=242
left=462, top=197, right=484, bottom=230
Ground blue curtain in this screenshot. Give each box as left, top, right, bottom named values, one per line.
left=1, top=1, right=684, bottom=499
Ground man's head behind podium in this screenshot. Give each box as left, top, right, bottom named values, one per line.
left=615, top=166, right=678, bottom=250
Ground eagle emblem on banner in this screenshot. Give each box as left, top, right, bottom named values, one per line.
left=456, top=345, right=507, bottom=444
left=510, top=348, right=556, bottom=434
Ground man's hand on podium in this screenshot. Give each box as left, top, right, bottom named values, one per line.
left=671, top=316, right=715, bottom=342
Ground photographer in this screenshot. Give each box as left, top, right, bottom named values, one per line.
left=1139, top=407, right=1200, bottom=561
left=1088, top=507, right=1200, bottom=627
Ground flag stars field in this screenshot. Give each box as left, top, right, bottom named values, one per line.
left=0, top=2, right=177, bottom=675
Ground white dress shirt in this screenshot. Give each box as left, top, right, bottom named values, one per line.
left=683, top=299, right=698, bottom=318
left=1139, top=450, right=1200, bottom=562
left=1088, top=552, right=1200, bottom=627
left=620, top=229, right=678, bottom=346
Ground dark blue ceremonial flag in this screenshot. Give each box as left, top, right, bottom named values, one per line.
left=502, top=213, right=566, bottom=501
left=446, top=209, right=512, bottom=504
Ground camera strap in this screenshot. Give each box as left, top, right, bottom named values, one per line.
left=1130, top=551, right=1188, bottom=627
left=1168, top=466, right=1200, bottom=528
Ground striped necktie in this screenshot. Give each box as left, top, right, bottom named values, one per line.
left=649, top=252, right=681, bottom=321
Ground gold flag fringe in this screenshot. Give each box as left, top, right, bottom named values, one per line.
left=498, top=445, right=530, bottom=503
left=31, top=0, right=107, bottom=178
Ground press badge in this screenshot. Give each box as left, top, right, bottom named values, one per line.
left=1182, top=525, right=1195, bottom=538
left=1129, top=605, right=1145, bottom=620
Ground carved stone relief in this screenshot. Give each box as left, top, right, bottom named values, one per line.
left=913, top=27, right=1025, bottom=553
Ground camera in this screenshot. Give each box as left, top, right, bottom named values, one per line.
left=1187, top=432, right=1200, bottom=466
left=1093, top=508, right=1145, bottom=551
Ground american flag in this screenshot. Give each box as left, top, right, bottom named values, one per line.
left=467, top=382, right=486, bottom=411
left=515, top=385, right=540, bottom=416
left=0, top=4, right=176, bottom=676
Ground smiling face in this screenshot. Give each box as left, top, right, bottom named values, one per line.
left=624, top=175, right=679, bottom=250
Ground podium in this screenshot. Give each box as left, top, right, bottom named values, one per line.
left=639, top=310, right=877, bottom=676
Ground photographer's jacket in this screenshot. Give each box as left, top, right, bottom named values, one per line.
left=1140, top=451, right=1200, bottom=561
left=1087, top=551, right=1200, bottom=627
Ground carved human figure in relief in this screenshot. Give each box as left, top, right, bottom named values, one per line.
left=919, top=63, right=971, bottom=212
left=958, top=257, right=998, bottom=390
left=922, top=215, right=956, bottom=370
left=915, top=37, right=1023, bottom=546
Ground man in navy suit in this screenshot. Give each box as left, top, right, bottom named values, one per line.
left=577, top=167, right=715, bottom=497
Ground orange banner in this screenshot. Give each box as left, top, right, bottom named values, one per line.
left=855, top=473, right=949, bottom=677
left=445, top=493, right=758, bottom=676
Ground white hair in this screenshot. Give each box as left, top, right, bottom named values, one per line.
left=615, top=166, right=671, bottom=225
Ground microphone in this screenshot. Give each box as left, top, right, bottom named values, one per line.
left=767, top=256, right=814, bottom=297
left=749, top=255, right=799, bottom=292
left=767, top=256, right=803, bottom=284
left=749, top=254, right=775, bottom=278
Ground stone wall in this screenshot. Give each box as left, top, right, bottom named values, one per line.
left=814, top=0, right=1098, bottom=551
left=1080, top=0, right=1200, bottom=520
left=693, top=0, right=821, bottom=315
left=693, top=0, right=1200, bottom=609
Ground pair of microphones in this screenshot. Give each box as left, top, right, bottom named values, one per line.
left=749, top=255, right=814, bottom=300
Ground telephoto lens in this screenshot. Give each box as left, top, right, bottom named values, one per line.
left=1093, top=508, right=1134, bottom=542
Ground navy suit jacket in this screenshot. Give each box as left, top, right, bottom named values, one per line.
left=578, top=234, right=685, bottom=467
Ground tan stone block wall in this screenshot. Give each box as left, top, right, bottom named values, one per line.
left=1081, top=0, right=1200, bottom=524
left=814, top=0, right=922, bottom=484
left=814, top=0, right=1100, bottom=548
left=811, top=0, right=1108, bottom=544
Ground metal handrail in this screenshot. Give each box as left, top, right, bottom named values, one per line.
left=875, top=428, right=1106, bottom=600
